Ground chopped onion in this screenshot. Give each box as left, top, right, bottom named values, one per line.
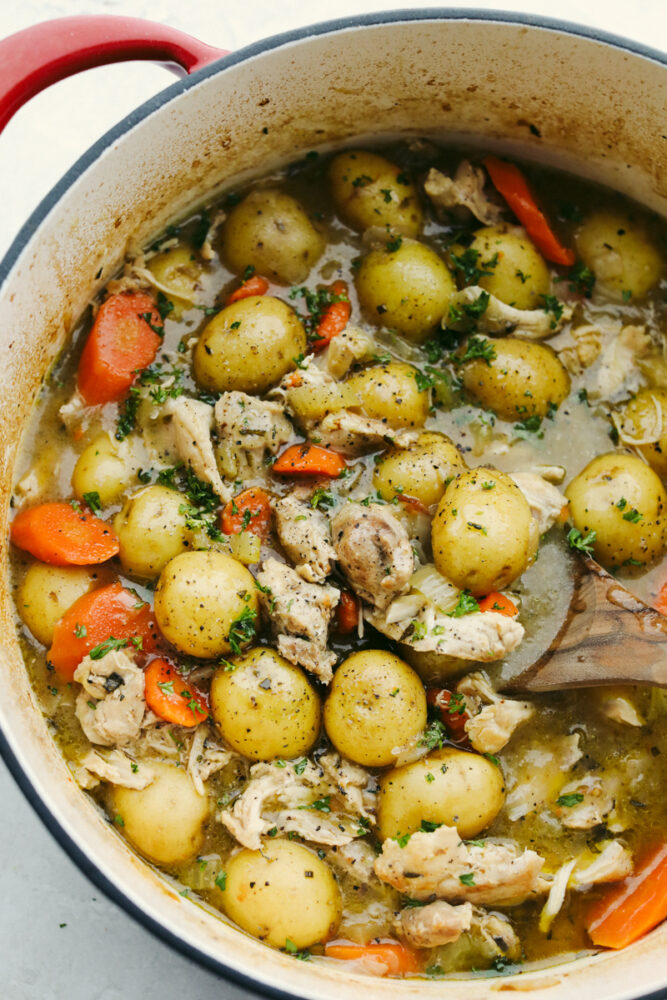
left=410, top=564, right=459, bottom=614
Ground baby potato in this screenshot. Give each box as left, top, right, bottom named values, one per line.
left=460, top=336, right=570, bottom=421
left=377, top=747, right=505, bottom=842
left=464, top=226, right=550, bottom=309
left=113, top=485, right=189, bottom=580
left=147, top=244, right=203, bottom=310
left=355, top=241, right=455, bottom=343
left=565, top=452, right=667, bottom=569
left=328, top=150, right=422, bottom=236
left=112, top=761, right=208, bottom=865
left=575, top=209, right=662, bottom=300
left=323, top=650, right=427, bottom=767
left=154, top=551, right=259, bottom=658
left=17, top=564, right=99, bottom=646
left=193, top=295, right=306, bottom=395
left=72, top=433, right=129, bottom=507
left=346, top=360, right=430, bottom=429
left=210, top=647, right=321, bottom=761
left=400, top=647, right=470, bottom=687
left=222, top=840, right=341, bottom=949
left=432, top=468, right=533, bottom=595
left=222, top=189, right=324, bottom=285
left=373, top=431, right=467, bottom=507
left=616, top=390, right=667, bottom=479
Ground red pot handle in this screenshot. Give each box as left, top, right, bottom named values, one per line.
left=0, top=15, right=229, bottom=133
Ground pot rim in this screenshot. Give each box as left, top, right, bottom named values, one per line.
left=1, top=8, right=666, bottom=997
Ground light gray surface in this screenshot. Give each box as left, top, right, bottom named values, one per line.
left=0, top=1, right=664, bottom=998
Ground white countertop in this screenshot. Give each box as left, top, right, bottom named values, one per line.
left=0, top=2, right=664, bottom=997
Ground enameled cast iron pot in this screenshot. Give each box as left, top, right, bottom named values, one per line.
left=0, top=11, right=666, bottom=999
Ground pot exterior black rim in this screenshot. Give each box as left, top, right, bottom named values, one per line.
left=1, top=9, right=666, bottom=997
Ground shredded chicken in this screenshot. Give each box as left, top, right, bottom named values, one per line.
left=58, top=390, right=93, bottom=436
left=556, top=322, right=604, bottom=373
left=219, top=753, right=374, bottom=850
left=425, top=162, right=505, bottom=226
left=274, top=494, right=336, bottom=584
left=473, top=909, right=521, bottom=960
left=465, top=701, right=535, bottom=755
left=78, top=748, right=154, bottom=790
left=504, top=734, right=583, bottom=821
left=332, top=502, right=414, bottom=610
left=311, top=410, right=419, bottom=456
left=323, top=840, right=379, bottom=883
left=215, top=392, right=293, bottom=477
left=256, top=558, right=339, bottom=683
left=596, top=689, right=644, bottom=727
left=448, top=286, right=572, bottom=338
left=593, top=324, right=652, bottom=401
left=324, top=326, right=374, bottom=379
left=555, top=775, right=616, bottom=830
left=571, top=841, right=633, bottom=888
left=74, top=650, right=146, bottom=747
left=164, top=396, right=229, bottom=500
left=186, top=724, right=237, bottom=796
left=510, top=471, right=567, bottom=536
left=375, top=826, right=545, bottom=905
left=397, top=900, right=474, bottom=948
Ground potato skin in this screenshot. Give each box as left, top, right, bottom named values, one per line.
left=210, top=647, right=321, bottom=761
left=112, top=761, right=208, bottom=865
left=465, top=226, right=550, bottom=309
left=154, top=551, right=259, bottom=658
left=222, top=189, right=324, bottom=285
left=72, top=433, right=129, bottom=507
left=193, top=295, right=306, bottom=395
left=346, top=361, right=430, bottom=429
left=17, top=564, right=99, bottom=646
left=113, top=485, right=189, bottom=580
left=356, top=241, right=455, bottom=343
left=373, top=431, right=467, bottom=507
left=575, top=209, right=662, bottom=300
left=147, top=244, right=203, bottom=309
left=328, top=150, right=422, bottom=236
left=323, top=650, right=427, bottom=767
left=565, top=452, right=667, bottom=569
left=617, top=390, right=667, bottom=479
left=432, top=468, right=533, bottom=595
left=460, top=336, right=570, bottom=421
left=377, top=747, right=505, bottom=841
left=222, top=840, right=341, bottom=949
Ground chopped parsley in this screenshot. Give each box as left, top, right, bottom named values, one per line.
left=83, top=491, right=102, bottom=514
left=459, top=872, right=476, bottom=886
left=89, top=637, right=131, bottom=660
left=454, top=337, right=496, bottom=367
left=622, top=507, right=643, bottom=523
left=74, top=623, right=87, bottom=639
left=284, top=938, right=311, bottom=961
left=462, top=290, right=490, bottom=319
left=298, top=796, right=331, bottom=813
left=567, top=527, right=597, bottom=555
left=310, top=488, right=335, bottom=510
left=393, top=832, right=412, bottom=848
left=293, top=758, right=308, bottom=775
left=228, top=606, right=257, bottom=655
left=214, top=871, right=227, bottom=891
left=556, top=792, right=585, bottom=807
left=420, top=820, right=441, bottom=832
left=289, top=284, right=349, bottom=342
left=419, top=719, right=447, bottom=751
left=386, top=233, right=403, bottom=253
left=450, top=248, right=499, bottom=285
left=447, top=590, right=480, bottom=618
left=541, top=294, right=564, bottom=328
left=567, top=261, right=596, bottom=298
left=115, top=387, right=141, bottom=441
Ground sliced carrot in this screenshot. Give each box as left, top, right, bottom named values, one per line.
left=653, top=581, right=667, bottom=616
left=310, top=280, right=350, bottom=352
left=226, top=274, right=269, bottom=304
left=78, top=291, right=163, bottom=405
left=325, top=940, right=421, bottom=976
left=48, top=581, right=161, bottom=682
left=221, top=487, right=272, bottom=540
left=587, top=842, right=667, bottom=949
left=10, top=502, right=119, bottom=566
left=272, top=443, right=347, bottom=478
left=556, top=503, right=570, bottom=524
left=483, top=156, right=576, bottom=267
left=336, top=591, right=360, bottom=634
left=144, top=658, right=209, bottom=727
left=477, top=592, right=519, bottom=616
left=426, top=688, right=471, bottom=743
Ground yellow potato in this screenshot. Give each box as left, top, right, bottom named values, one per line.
left=17, top=564, right=99, bottom=647
left=464, top=226, right=550, bottom=309
left=377, top=747, right=505, bottom=841
left=575, top=209, right=662, bottom=300
left=323, top=650, right=427, bottom=767
left=193, top=295, right=306, bottom=395
left=616, top=389, right=667, bottom=480
left=565, top=452, right=667, bottom=569
left=459, top=336, right=570, bottom=421
left=373, top=431, right=467, bottom=507
left=222, top=189, right=324, bottom=285
left=346, top=361, right=430, bottom=429
left=355, top=241, right=455, bottom=343
left=432, top=468, right=533, bottom=595
left=154, top=551, right=259, bottom=658
left=72, top=433, right=129, bottom=507
left=113, top=485, right=189, bottom=580
left=210, top=647, right=321, bottom=761
left=222, top=841, right=341, bottom=949
left=328, top=150, right=422, bottom=236
left=147, top=244, right=203, bottom=310
left=112, top=761, right=208, bottom=865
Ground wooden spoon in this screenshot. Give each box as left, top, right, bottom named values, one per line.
left=502, top=555, right=667, bottom=692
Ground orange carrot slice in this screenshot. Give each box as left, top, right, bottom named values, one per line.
left=11, top=502, right=119, bottom=566
left=144, top=658, right=209, bottom=727
left=272, top=443, right=347, bottom=478
left=221, top=487, right=272, bottom=540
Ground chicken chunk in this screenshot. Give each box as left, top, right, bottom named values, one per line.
left=324, top=326, right=374, bottom=379
left=323, top=840, right=379, bottom=884
left=593, top=324, right=651, bottom=401
left=555, top=775, right=616, bottom=830
left=164, top=396, right=229, bottom=500
left=596, top=688, right=644, bottom=727
left=332, top=502, right=414, bottom=610
left=78, top=748, right=154, bottom=790
left=397, top=900, right=474, bottom=948
left=74, top=650, right=146, bottom=747
left=215, top=391, right=293, bottom=477
left=510, top=471, right=567, bottom=536
left=256, top=558, right=339, bottom=683
left=425, top=162, right=505, bottom=226
left=375, top=826, right=545, bottom=905
left=274, top=494, right=336, bottom=584
left=447, top=286, right=572, bottom=338
left=455, top=671, right=535, bottom=754
left=571, top=841, right=633, bottom=888
left=186, top=724, right=237, bottom=796
left=311, top=410, right=419, bottom=456
left=504, top=734, right=583, bottom=821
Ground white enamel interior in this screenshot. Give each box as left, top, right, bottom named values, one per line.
left=0, top=14, right=666, bottom=1000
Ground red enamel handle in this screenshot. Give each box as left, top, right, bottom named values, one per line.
left=0, top=15, right=228, bottom=133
